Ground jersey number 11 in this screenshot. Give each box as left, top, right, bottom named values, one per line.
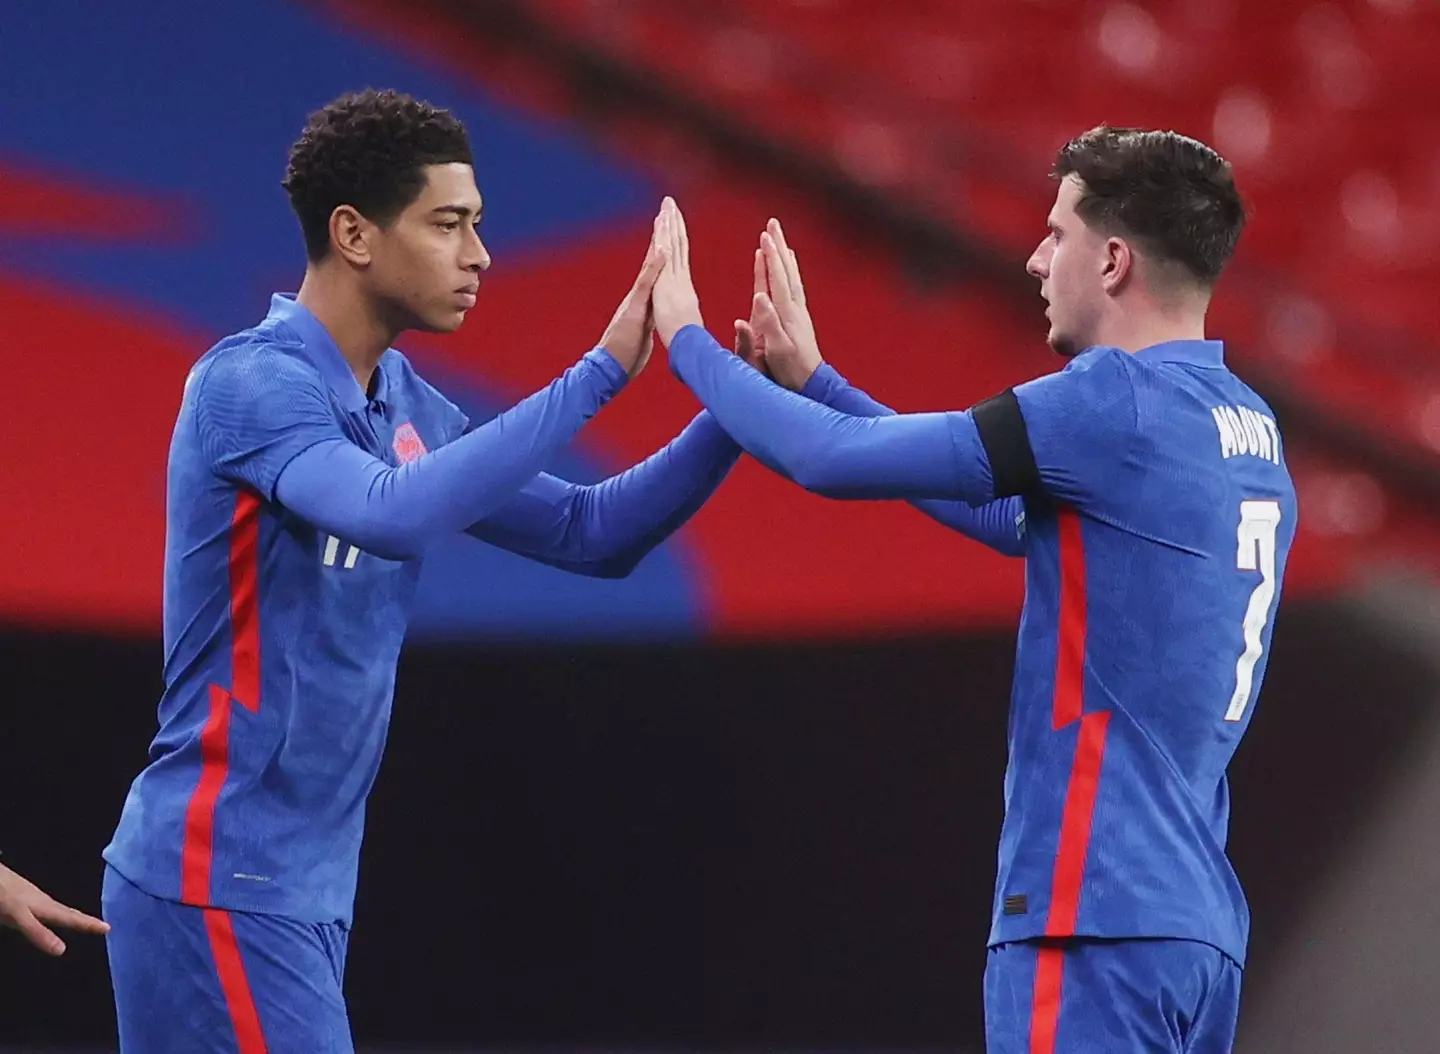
left=1226, top=500, right=1283, bottom=722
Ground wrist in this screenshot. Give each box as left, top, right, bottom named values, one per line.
left=584, top=347, right=632, bottom=391
left=798, top=361, right=839, bottom=401
left=776, top=358, right=823, bottom=393
left=659, top=311, right=704, bottom=347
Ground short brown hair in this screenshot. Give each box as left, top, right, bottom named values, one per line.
left=1053, top=126, right=1246, bottom=288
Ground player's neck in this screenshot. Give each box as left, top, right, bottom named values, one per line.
left=295, top=272, right=396, bottom=395
left=1099, top=304, right=1207, bottom=355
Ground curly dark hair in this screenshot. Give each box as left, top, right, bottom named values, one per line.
left=282, top=89, right=474, bottom=261
left=1053, top=126, right=1246, bottom=289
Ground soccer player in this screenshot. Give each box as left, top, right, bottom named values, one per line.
left=0, top=860, right=108, bottom=955
left=100, top=90, right=749, bottom=1053
left=649, top=126, right=1296, bottom=1053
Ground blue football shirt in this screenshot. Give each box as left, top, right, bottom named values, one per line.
left=988, top=341, right=1296, bottom=965
left=668, top=327, right=1297, bottom=966
left=107, top=294, right=761, bottom=926
left=105, top=295, right=520, bottom=923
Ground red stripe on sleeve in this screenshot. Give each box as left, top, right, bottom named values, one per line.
left=1046, top=710, right=1112, bottom=935
left=1051, top=508, right=1086, bottom=730
left=203, top=909, right=270, bottom=1054
left=181, top=683, right=233, bottom=904
left=229, top=490, right=262, bottom=714
left=1029, top=943, right=1066, bottom=1054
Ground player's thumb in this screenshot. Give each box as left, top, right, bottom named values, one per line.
left=734, top=319, right=754, bottom=359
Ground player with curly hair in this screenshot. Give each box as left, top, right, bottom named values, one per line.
left=100, top=89, right=748, bottom=1053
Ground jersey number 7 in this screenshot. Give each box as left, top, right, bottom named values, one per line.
left=1226, top=500, right=1283, bottom=722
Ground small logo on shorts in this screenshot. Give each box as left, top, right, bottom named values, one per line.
left=232, top=872, right=273, bottom=883
left=1003, top=894, right=1028, bottom=916
left=392, top=422, right=428, bottom=464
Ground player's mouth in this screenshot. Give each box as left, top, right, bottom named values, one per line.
left=455, top=285, right=479, bottom=308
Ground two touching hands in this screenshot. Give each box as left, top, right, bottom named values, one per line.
left=598, top=197, right=824, bottom=391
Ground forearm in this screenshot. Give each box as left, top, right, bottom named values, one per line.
left=670, top=326, right=993, bottom=501
left=467, top=412, right=740, bottom=577
left=801, top=364, right=1024, bottom=556
left=274, top=349, right=627, bottom=559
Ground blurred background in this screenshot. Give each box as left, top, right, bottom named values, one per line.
left=3, top=0, right=1440, bottom=1050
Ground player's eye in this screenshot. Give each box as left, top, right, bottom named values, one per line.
left=438, top=221, right=460, bottom=232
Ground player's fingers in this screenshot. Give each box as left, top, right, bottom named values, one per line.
left=767, top=217, right=787, bottom=253
left=767, top=218, right=797, bottom=287
left=672, top=198, right=691, bottom=271
left=752, top=292, right=790, bottom=347
left=788, top=247, right=807, bottom=306
left=34, top=899, right=109, bottom=935
left=753, top=248, right=767, bottom=300
left=651, top=203, right=666, bottom=258
left=661, top=198, right=681, bottom=269
left=7, top=907, right=66, bottom=956
left=768, top=219, right=803, bottom=299
left=635, top=238, right=666, bottom=292
left=760, top=233, right=794, bottom=314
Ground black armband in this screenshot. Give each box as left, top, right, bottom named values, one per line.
left=972, top=389, right=1040, bottom=498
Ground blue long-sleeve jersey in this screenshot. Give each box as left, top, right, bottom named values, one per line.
left=800, top=363, right=1025, bottom=556
left=671, top=324, right=1296, bottom=965
left=104, top=296, right=739, bottom=923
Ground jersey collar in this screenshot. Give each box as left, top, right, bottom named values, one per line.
left=1133, top=340, right=1226, bottom=368
left=266, top=294, right=377, bottom=412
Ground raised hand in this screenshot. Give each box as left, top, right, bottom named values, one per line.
left=599, top=219, right=668, bottom=378
left=651, top=197, right=704, bottom=346
left=749, top=218, right=824, bottom=391
left=0, top=862, right=109, bottom=956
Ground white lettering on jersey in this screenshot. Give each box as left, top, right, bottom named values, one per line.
left=322, top=535, right=362, bottom=569
left=1212, top=405, right=1282, bottom=465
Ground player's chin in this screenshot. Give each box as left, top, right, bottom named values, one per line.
left=1046, top=327, right=1078, bottom=359
left=413, top=307, right=470, bottom=335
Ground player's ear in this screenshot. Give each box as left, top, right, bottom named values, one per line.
left=329, top=205, right=373, bottom=267
left=1101, top=236, right=1132, bottom=294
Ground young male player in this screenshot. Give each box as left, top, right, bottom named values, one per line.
left=649, top=125, right=1297, bottom=1053
left=101, top=90, right=748, bottom=1052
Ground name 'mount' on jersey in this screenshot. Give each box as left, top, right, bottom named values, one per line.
left=1212, top=404, right=1283, bottom=465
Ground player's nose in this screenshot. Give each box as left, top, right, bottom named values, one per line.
left=465, top=237, right=492, bottom=273
left=1026, top=244, right=1048, bottom=280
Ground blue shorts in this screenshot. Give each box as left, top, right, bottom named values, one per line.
left=102, top=865, right=353, bottom=1054
left=984, top=937, right=1241, bottom=1054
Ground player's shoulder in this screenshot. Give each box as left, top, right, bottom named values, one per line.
left=1012, top=346, right=1138, bottom=441
left=188, top=322, right=325, bottom=406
